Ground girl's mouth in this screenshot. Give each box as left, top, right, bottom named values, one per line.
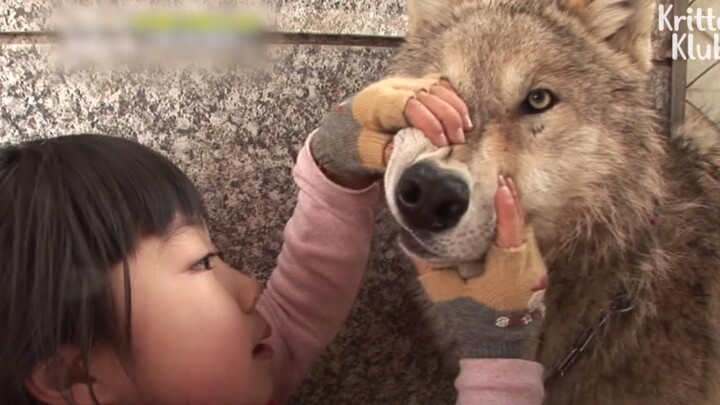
left=252, top=343, right=274, bottom=360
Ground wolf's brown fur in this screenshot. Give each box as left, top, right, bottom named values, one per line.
left=383, top=0, right=720, bottom=403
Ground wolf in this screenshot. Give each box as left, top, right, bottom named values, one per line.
left=372, top=0, right=720, bottom=404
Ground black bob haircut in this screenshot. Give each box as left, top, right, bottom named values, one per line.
left=0, top=134, right=206, bottom=404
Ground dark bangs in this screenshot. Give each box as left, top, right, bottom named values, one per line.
left=0, top=134, right=206, bottom=404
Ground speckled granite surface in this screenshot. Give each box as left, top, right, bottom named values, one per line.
left=0, top=1, right=49, bottom=32
left=0, top=0, right=408, bottom=36
left=270, top=0, right=407, bottom=36
left=0, top=0, right=672, bottom=52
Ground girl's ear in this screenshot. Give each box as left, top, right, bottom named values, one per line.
left=25, top=345, right=116, bottom=405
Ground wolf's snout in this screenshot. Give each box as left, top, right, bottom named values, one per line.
left=395, top=162, right=469, bottom=232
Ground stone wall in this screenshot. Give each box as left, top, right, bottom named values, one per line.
left=0, top=2, right=674, bottom=404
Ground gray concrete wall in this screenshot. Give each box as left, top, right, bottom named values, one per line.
left=0, top=2, right=674, bottom=404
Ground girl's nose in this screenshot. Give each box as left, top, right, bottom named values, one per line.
left=215, top=263, right=262, bottom=313
left=237, top=273, right=261, bottom=313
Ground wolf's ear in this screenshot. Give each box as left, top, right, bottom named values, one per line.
left=558, top=0, right=656, bottom=71
left=407, top=0, right=466, bottom=35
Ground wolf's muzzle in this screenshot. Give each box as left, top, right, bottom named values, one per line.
left=395, top=161, right=469, bottom=232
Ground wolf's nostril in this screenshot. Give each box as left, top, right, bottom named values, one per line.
left=435, top=201, right=465, bottom=221
left=399, top=180, right=422, bottom=206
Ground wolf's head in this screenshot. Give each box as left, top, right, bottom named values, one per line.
left=385, top=0, right=665, bottom=272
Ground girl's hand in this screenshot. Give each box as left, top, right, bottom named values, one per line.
left=495, top=175, right=525, bottom=249
left=314, top=76, right=471, bottom=188
left=402, top=80, right=472, bottom=147
left=410, top=175, right=548, bottom=360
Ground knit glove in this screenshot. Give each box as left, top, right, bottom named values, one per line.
left=311, top=74, right=443, bottom=177
left=419, top=226, right=548, bottom=360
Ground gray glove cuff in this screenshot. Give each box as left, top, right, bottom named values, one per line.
left=433, top=297, right=542, bottom=359
left=311, top=96, right=378, bottom=176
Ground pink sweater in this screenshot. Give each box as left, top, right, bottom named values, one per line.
left=257, top=137, right=545, bottom=405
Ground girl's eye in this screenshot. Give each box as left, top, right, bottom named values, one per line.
left=523, top=89, right=556, bottom=113
left=194, top=257, right=213, bottom=271
left=193, top=252, right=223, bottom=271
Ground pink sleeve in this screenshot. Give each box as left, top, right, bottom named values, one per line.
left=455, top=359, right=545, bottom=405
left=257, top=133, right=383, bottom=403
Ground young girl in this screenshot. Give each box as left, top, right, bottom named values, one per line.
left=0, top=79, right=546, bottom=405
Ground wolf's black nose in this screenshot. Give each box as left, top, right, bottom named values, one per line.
left=395, top=162, right=469, bottom=232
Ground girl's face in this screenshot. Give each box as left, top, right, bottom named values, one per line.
left=103, top=224, right=274, bottom=405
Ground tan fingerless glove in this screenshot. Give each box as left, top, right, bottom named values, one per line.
left=419, top=227, right=548, bottom=359
left=311, top=75, right=442, bottom=176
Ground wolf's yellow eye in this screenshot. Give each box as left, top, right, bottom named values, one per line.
left=524, top=89, right=556, bottom=113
